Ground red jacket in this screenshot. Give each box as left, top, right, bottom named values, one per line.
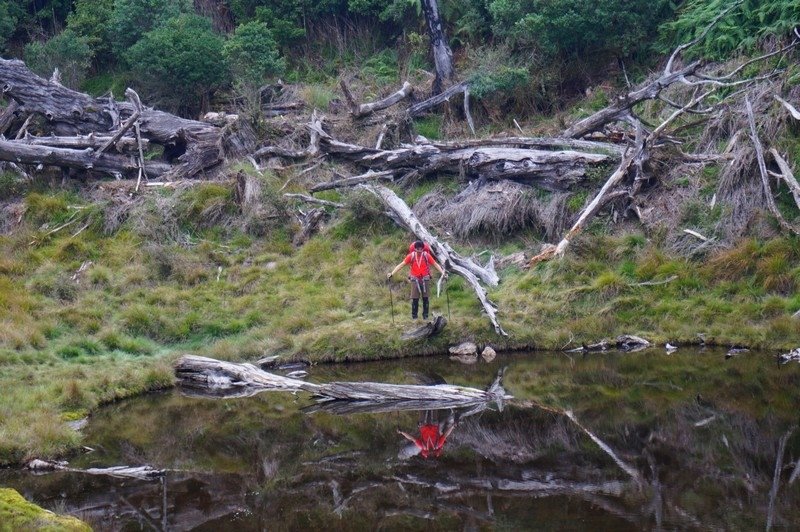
left=404, top=251, right=437, bottom=278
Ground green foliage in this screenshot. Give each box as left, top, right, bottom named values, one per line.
left=0, top=172, right=26, bottom=200
left=414, top=115, right=442, bottom=140
left=126, top=14, right=227, bottom=114
left=110, top=0, right=191, bottom=58
left=660, top=0, right=800, bottom=60
left=0, top=488, right=90, bottom=531
left=67, top=0, right=114, bottom=65
left=225, top=21, right=286, bottom=88
left=489, top=0, right=674, bottom=59
left=0, top=1, right=21, bottom=52
left=362, top=49, right=399, bottom=85
left=24, top=29, right=93, bottom=89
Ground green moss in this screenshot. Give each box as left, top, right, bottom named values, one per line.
left=0, top=488, right=90, bottom=531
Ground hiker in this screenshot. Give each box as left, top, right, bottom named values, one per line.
left=387, top=240, right=446, bottom=320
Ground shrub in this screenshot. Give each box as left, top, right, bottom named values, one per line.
left=225, top=21, right=285, bottom=88
left=125, top=14, right=227, bottom=115
left=109, top=0, right=191, bottom=58
left=0, top=1, right=20, bottom=53
left=67, top=0, right=114, bottom=65
left=24, top=29, right=93, bottom=89
left=660, top=0, right=800, bottom=60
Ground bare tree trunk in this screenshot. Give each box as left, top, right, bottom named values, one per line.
left=420, top=0, right=455, bottom=95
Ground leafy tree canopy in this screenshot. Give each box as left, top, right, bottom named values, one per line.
left=125, top=14, right=226, bottom=113
left=110, top=0, right=192, bottom=59
left=224, top=21, right=286, bottom=87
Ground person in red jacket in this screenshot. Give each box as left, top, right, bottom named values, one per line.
left=387, top=240, right=446, bottom=320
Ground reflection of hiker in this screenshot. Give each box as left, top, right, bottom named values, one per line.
left=398, top=409, right=457, bottom=459
left=387, top=240, right=446, bottom=320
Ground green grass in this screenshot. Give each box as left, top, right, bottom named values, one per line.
left=0, top=488, right=91, bottom=530
left=2, top=185, right=800, bottom=464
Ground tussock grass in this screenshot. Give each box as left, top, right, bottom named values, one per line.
left=3, top=171, right=800, bottom=464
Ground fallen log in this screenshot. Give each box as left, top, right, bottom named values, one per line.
left=0, top=137, right=171, bottom=178
left=18, top=134, right=147, bottom=152
left=361, top=184, right=506, bottom=335
left=341, top=80, right=414, bottom=117
left=310, top=124, right=611, bottom=190
left=0, top=58, right=223, bottom=180
left=174, top=354, right=512, bottom=406
left=27, top=459, right=164, bottom=481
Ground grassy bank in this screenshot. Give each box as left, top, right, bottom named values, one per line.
left=0, top=488, right=90, bottom=531
left=2, top=175, right=800, bottom=465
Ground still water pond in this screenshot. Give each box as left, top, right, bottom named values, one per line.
left=3, top=348, right=800, bottom=530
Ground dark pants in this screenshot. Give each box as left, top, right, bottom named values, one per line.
left=409, top=276, right=430, bottom=319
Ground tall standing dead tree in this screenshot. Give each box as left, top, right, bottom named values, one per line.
left=420, top=0, right=455, bottom=95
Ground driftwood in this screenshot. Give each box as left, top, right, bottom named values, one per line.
left=174, top=354, right=512, bottom=407
left=400, top=315, right=447, bottom=341
left=567, top=334, right=652, bottom=353
left=0, top=99, right=20, bottom=135
left=775, top=94, right=800, bottom=120
left=26, top=459, right=164, bottom=481
left=362, top=184, right=506, bottom=335
left=0, top=58, right=223, bottom=180
left=341, top=80, right=414, bottom=117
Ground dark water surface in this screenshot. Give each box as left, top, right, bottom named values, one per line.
left=3, top=348, right=800, bottom=530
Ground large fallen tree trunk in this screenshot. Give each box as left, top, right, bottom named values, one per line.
left=0, top=137, right=172, bottom=177
left=0, top=58, right=223, bottom=180
left=175, top=355, right=512, bottom=405
left=308, top=122, right=613, bottom=190
left=361, top=184, right=507, bottom=335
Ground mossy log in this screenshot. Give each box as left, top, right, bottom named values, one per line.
left=0, top=58, right=223, bottom=180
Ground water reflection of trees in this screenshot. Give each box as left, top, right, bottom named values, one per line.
left=4, top=388, right=800, bottom=529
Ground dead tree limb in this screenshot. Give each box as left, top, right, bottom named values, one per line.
left=293, top=207, right=326, bottom=246
left=775, top=95, right=800, bottom=120
left=769, top=149, right=800, bottom=210
left=407, top=81, right=468, bottom=117
left=95, top=109, right=140, bottom=157
left=746, top=96, right=800, bottom=236
left=341, top=80, right=414, bottom=117
left=361, top=184, right=506, bottom=335
left=529, top=147, right=639, bottom=265
left=284, top=193, right=343, bottom=208
left=309, top=170, right=395, bottom=192
left=766, top=426, right=795, bottom=531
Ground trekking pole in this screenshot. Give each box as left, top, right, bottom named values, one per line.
left=388, top=280, right=395, bottom=326
left=445, top=276, right=451, bottom=321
